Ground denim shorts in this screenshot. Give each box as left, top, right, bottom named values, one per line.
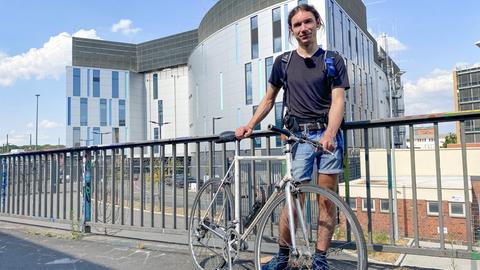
left=291, top=129, right=344, bottom=182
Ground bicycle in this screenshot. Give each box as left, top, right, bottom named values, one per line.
left=189, top=125, right=367, bottom=269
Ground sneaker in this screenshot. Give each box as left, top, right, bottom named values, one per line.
left=261, top=253, right=289, bottom=270
left=312, top=252, right=329, bottom=270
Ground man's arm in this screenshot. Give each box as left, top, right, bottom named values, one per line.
left=320, top=87, right=345, bottom=151
left=235, top=84, right=281, bottom=139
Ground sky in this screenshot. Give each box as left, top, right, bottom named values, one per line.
left=0, top=0, right=479, bottom=146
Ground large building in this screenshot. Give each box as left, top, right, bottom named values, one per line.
left=66, top=0, right=404, bottom=149
left=454, top=65, right=480, bottom=144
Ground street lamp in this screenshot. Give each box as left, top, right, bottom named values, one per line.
left=149, top=120, right=171, bottom=139
left=93, top=131, right=111, bottom=145
left=212, top=117, right=223, bottom=134
left=35, top=94, right=40, bottom=150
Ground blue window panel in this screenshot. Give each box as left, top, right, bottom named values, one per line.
left=109, top=99, right=112, bottom=126
left=298, top=0, right=308, bottom=5
left=153, top=73, right=158, bottom=100
left=93, top=127, right=100, bottom=145
left=112, top=71, right=119, bottom=98
left=119, top=99, right=126, bottom=126
left=80, top=98, right=88, bottom=126
left=220, top=72, right=224, bottom=110
left=272, top=7, right=282, bottom=53
left=245, top=63, right=252, bottom=105
left=100, top=99, right=107, bottom=126
left=73, top=68, right=81, bottom=96
left=265, top=57, right=273, bottom=91
left=274, top=102, right=283, bottom=147
left=87, top=69, right=90, bottom=97
left=67, top=97, right=71, bottom=126
left=250, top=16, right=259, bottom=59
left=158, top=100, right=163, bottom=123
left=73, top=127, right=81, bottom=147
left=253, top=105, right=261, bottom=148
left=93, top=69, right=100, bottom=97
left=125, top=72, right=129, bottom=98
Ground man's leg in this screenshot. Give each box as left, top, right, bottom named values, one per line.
left=316, top=173, right=338, bottom=251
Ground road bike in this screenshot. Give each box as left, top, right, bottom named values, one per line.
left=189, top=125, right=367, bottom=269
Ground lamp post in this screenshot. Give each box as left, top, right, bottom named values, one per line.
left=212, top=117, right=223, bottom=134
left=35, top=94, right=40, bottom=150
left=149, top=120, right=171, bottom=139
left=93, top=131, right=111, bottom=145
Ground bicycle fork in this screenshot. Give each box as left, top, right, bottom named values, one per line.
left=285, top=183, right=311, bottom=258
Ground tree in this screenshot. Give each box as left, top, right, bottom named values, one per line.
left=443, top=133, right=457, bottom=148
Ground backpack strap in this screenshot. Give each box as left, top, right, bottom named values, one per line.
left=280, top=51, right=293, bottom=128
left=323, top=50, right=338, bottom=87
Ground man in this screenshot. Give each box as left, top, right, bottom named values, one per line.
left=235, top=4, right=349, bottom=270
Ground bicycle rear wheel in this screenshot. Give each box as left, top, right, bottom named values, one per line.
left=189, top=179, right=234, bottom=270
left=255, top=184, right=367, bottom=270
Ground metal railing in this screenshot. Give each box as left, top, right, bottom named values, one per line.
left=1, top=110, right=480, bottom=261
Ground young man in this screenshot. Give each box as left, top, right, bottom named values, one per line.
left=235, top=4, right=349, bottom=270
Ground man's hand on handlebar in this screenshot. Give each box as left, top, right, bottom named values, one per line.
left=235, top=125, right=253, bottom=139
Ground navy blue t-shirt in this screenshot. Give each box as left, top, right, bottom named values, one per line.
left=269, top=48, right=350, bottom=119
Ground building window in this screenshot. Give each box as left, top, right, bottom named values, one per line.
left=73, top=68, right=81, bottom=96
left=427, top=201, right=439, bottom=216
left=275, top=102, right=283, bottom=147
left=67, top=97, right=71, bottom=126
left=93, top=70, right=100, bottom=97
left=449, top=202, right=465, bottom=218
left=251, top=16, right=259, bottom=59
left=362, top=198, right=375, bottom=212
left=330, top=0, right=335, bottom=48
left=112, top=71, right=119, bottom=98
left=380, top=199, right=390, bottom=213
left=73, top=127, right=81, bottom=147
left=158, top=100, right=164, bottom=123
left=265, top=57, right=273, bottom=91
left=100, top=99, right=107, bottom=126
left=153, top=73, right=158, bottom=100
left=351, top=104, right=355, bottom=121
left=154, top=127, right=159, bottom=153
left=298, top=0, right=307, bottom=4
left=80, top=98, right=88, bottom=126
left=347, top=19, right=352, bottom=59
left=112, top=127, right=119, bottom=143
left=272, top=7, right=282, bottom=53
left=245, top=63, right=253, bottom=105
left=340, top=10, right=344, bottom=54
left=347, top=197, right=356, bottom=210
left=119, top=99, right=126, bottom=126
left=93, top=127, right=100, bottom=145
left=355, top=27, right=359, bottom=64
left=253, top=105, right=261, bottom=148
left=109, top=99, right=112, bottom=126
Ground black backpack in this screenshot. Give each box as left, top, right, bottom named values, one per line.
left=279, top=49, right=338, bottom=128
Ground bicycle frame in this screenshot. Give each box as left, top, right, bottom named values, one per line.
left=200, top=139, right=311, bottom=257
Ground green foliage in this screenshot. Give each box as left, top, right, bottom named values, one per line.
left=443, top=132, right=457, bottom=148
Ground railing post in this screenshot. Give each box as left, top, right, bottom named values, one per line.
left=364, top=128, right=373, bottom=244
left=460, top=121, right=473, bottom=251
left=1, top=157, right=6, bottom=213
left=409, top=124, right=420, bottom=248
left=83, top=150, right=92, bottom=232
left=433, top=123, right=445, bottom=249
left=386, top=127, right=395, bottom=245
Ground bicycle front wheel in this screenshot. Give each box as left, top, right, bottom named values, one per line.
left=255, top=184, right=367, bottom=270
left=189, top=179, right=234, bottom=270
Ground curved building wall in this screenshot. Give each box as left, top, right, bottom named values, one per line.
left=189, top=0, right=388, bottom=148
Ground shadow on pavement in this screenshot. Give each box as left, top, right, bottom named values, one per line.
left=0, top=231, right=110, bottom=270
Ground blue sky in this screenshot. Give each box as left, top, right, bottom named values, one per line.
left=0, top=0, right=479, bottom=146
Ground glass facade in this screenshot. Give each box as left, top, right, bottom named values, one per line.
left=93, top=127, right=100, bottom=145
left=119, top=99, right=126, bottom=126
left=250, top=16, right=259, bottom=59
left=272, top=7, right=282, bottom=53
left=245, top=63, right=253, bottom=105
left=93, top=69, right=100, bottom=97
left=158, top=100, right=164, bottom=123
left=153, top=73, right=158, bottom=100
left=80, top=98, right=88, bottom=126
left=100, top=99, right=107, bottom=126
left=112, top=71, right=119, bottom=98
left=73, top=68, right=81, bottom=96
left=73, top=127, right=81, bottom=147
left=67, top=97, right=71, bottom=126
left=265, top=57, right=273, bottom=91
left=274, top=102, right=283, bottom=147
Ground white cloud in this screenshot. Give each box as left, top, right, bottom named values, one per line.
left=111, top=19, right=141, bottom=35
left=403, top=68, right=454, bottom=115
left=27, top=122, right=34, bottom=128
left=40, top=120, right=61, bottom=129
left=0, top=29, right=100, bottom=87
left=375, top=34, right=407, bottom=54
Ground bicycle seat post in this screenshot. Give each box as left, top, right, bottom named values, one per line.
left=234, top=140, right=241, bottom=233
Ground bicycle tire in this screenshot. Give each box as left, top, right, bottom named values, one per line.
left=255, top=184, right=367, bottom=270
left=189, top=178, right=235, bottom=270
